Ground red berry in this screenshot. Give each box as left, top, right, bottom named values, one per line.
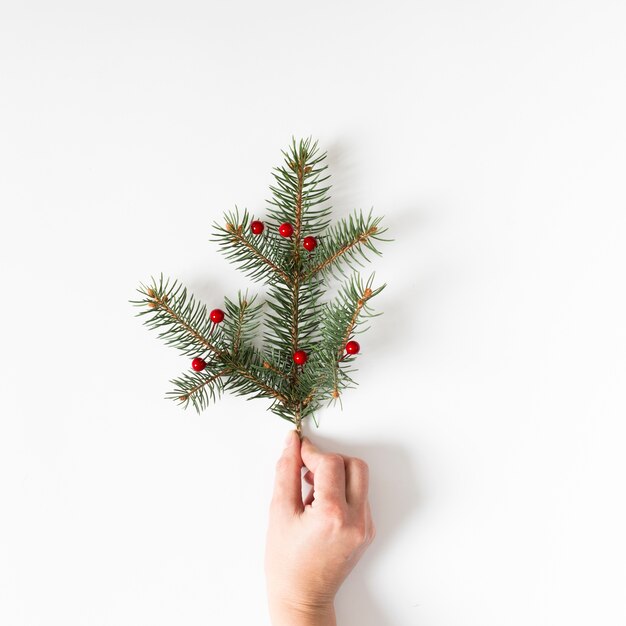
left=191, top=357, right=206, bottom=372
left=345, top=340, right=360, bottom=355
left=303, top=236, right=317, bottom=251
left=293, top=349, right=308, bottom=365
left=210, top=308, right=225, bottom=324
left=279, top=222, right=294, bottom=237
left=250, top=220, right=264, bottom=235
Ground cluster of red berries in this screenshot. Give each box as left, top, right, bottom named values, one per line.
left=250, top=220, right=317, bottom=251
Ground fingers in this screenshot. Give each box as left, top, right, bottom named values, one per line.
left=300, top=437, right=346, bottom=506
left=271, top=430, right=304, bottom=514
left=300, top=440, right=370, bottom=510
left=303, top=482, right=315, bottom=506
left=344, top=457, right=369, bottom=507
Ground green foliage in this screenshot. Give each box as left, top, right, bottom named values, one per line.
left=131, top=137, right=391, bottom=432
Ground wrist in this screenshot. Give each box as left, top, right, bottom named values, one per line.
left=269, top=598, right=336, bottom=626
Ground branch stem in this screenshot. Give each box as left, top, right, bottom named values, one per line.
left=337, top=288, right=373, bottom=360
left=289, top=158, right=306, bottom=416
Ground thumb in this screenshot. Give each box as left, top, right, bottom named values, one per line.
left=271, top=430, right=304, bottom=514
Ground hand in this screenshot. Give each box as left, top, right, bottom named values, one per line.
left=265, top=431, right=376, bottom=626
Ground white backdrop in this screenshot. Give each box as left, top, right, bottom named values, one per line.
left=1, top=2, right=625, bottom=624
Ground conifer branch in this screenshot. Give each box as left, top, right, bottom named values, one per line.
left=230, top=363, right=289, bottom=405
left=290, top=158, right=305, bottom=428
left=223, top=291, right=262, bottom=355
left=212, top=207, right=291, bottom=285
left=306, top=224, right=379, bottom=280
left=263, top=359, right=290, bottom=381
left=170, top=367, right=229, bottom=413
left=132, top=137, right=390, bottom=428
left=133, top=277, right=289, bottom=409
left=313, top=273, right=385, bottom=403
left=132, top=276, right=225, bottom=358
left=226, top=222, right=291, bottom=284
left=304, top=209, right=390, bottom=282
left=338, top=286, right=374, bottom=358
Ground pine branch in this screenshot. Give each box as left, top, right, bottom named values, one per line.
left=132, top=276, right=292, bottom=413
left=131, top=275, right=226, bottom=358
left=223, top=291, right=263, bottom=355
left=313, top=272, right=386, bottom=403
left=132, top=136, right=390, bottom=430
left=168, top=367, right=228, bottom=413
left=304, top=208, right=390, bottom=282
left=262, top=137, right=335, bottom=430
left=221, top=345, right=290, bottom=406
left=266, top=136, right=332, bottom=237
left=212, top=208, right=292, bottom=285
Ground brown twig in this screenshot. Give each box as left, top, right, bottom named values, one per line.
left=287, top=160, right=308, bottom=428
left=337, top=287, right=373, bottom=359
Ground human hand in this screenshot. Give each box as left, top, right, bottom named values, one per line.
left=265, top=431, right=376, bottom=626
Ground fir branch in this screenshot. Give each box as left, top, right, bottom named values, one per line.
left=315, top=273, right=386, bottom=402
left=324, top=272, right=385, bottom=353
left=131, top=275, right=226, bottom=358
left=132, top=277, right=290, bottom=408
left=211, top=208, right=292, bottom=285
left=263, top=137, right=334, bottom=430
left=132, top=137, right=390, bottom=429
left=266, top=136, right=332, bottom=238
left=168, top=367, right=229, bottom=413
left=262, top=358, right=290, bottom=381
left=223, top=291, right=263, bottom=354
left=221, top=345, right=290, bottom=406
left=304, top=209, right=390, bottom=281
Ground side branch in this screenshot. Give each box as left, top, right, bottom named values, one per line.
left=233, top=363, right=290, bottom=405
left=338, top=286, right=374, bottom=358
left=263, top=359, right=290, bottom=381
left=179, top=368, right=230, bottom=402
left=231, top=297, right=247, bottom=354
left=226, top=223, right=292, bottom=285
left=305, top=225, right=379, bottom=280
left=147, top=290, right=224, bottom=356
left=326, top=285, right=376, bottom=400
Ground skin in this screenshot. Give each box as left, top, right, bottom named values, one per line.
left=265, top=431, right=376, bottom=626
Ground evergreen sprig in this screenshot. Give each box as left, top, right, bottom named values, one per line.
left=131, top=136, right=391, bottom=433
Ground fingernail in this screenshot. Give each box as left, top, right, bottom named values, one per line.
left=284, top=430, right=295, bottom=449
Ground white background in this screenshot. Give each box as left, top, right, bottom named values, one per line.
left=1, top=1, right=625, bottom=624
